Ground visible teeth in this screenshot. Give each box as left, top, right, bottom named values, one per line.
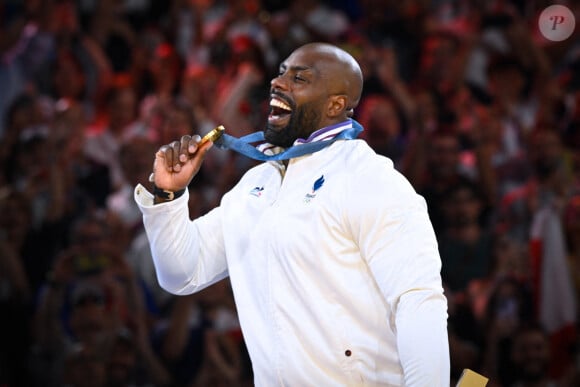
left=270, top=98, right=291, bottom=112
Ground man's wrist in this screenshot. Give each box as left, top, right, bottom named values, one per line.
left=153, top=185, right=186, bottom=204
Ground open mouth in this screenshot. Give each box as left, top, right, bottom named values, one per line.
left=268, top=96, right=292, bottom=126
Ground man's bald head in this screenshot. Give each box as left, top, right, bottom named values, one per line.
left=292, top=43, right=363, bottom=115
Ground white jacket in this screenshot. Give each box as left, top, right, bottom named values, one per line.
left=135, top=139, right=450, bottom=386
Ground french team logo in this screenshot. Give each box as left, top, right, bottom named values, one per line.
left=250, top=186, right=264, bottom=197
left=304, top=175, right=325, bottom=203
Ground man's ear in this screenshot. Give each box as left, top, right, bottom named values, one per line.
left=326, top=94, right=347, bottom=118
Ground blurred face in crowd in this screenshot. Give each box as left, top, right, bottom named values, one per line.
left=159, top=105, right=196, bottom=146
left=108, top=87, right=137, bottom=132
left=72, top=216, right=109, bottom=252
left=442, top=186, right=482, bottom=228
left=53, top=53, right=86, bottom=100
left=493, top=237, right=530, bottom=279
left=181, top=65, right=220, bottom=110
left=420, top=35, right=459, bottom=86
left=528, top=128, right=563, bottom=180
left=149, top=43, right=181, bottom=93
left=414, top=89, right=438, bottom=127
left=50, top=0, right=80, bottom=40
left=69, top=293, right=110, bottom=346
left=53, top=101, right=86, bottom=157
left=265, top=43, right=362, bottom=147
left=473, top=104, right=503, bottom=145
left=510, top=328, right=551, bottom=382
left=427, top=132, right=460, bottom=179
left=360, top=95, right=401, bottom=145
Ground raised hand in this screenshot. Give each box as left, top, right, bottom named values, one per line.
left=151, top=134, right=213, bottom=192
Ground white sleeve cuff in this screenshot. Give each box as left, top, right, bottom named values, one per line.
left=133, top=183, right=189, bottom=209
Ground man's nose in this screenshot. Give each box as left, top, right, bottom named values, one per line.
left=270, top=75, right=288, bottom=91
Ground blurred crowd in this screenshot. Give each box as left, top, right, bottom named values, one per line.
left=0, top=0, right=579, bottom=386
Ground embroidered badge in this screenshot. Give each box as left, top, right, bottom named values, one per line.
left=249, top=186, right=264, bottom=197
left=304, top=175, right=325, bottom=203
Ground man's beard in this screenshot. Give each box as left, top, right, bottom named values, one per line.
left=264, top=102, right=322, bottom=147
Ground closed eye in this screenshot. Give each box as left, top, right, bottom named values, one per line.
left=277, top=65, right=313, bottom=83
left=277, top=71, right=306, bottom=82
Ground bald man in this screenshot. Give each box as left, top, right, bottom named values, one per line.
left=135, top=43, right=450, bottom=386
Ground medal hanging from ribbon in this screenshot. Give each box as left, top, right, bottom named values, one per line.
left=214, top=119, right=364, bottom=161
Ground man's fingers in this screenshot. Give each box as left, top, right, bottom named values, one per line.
left=177, top=135, right=192, bottom=163
left=156, top=145, right=174, bottom=171
left=188, top=135, right=201, bottom=154
left=153, top=135, right=209, bottom=180
left=170, top=140, right=182, bottom=168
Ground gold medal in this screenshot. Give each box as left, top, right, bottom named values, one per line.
left=200, top=125, right=225, bottom=145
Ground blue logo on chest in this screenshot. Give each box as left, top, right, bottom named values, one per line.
left=304, top=175, right=324, bottom=203
left=249, top=186, right=264, bottom=197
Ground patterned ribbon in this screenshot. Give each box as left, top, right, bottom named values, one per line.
left=214, top=119, right=364, bottom=161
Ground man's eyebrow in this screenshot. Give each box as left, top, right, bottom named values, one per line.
left=279, top=64, right=313, bottom=72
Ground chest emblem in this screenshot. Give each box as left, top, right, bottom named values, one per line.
left=249, top=186, right=264, bottom=197
left=304, top=175, right=325, bottom=203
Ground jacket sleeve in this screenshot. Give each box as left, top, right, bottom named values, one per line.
left=345, top=163, right=450, bottom=386
left=134, top=184, right=229, bottom=295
